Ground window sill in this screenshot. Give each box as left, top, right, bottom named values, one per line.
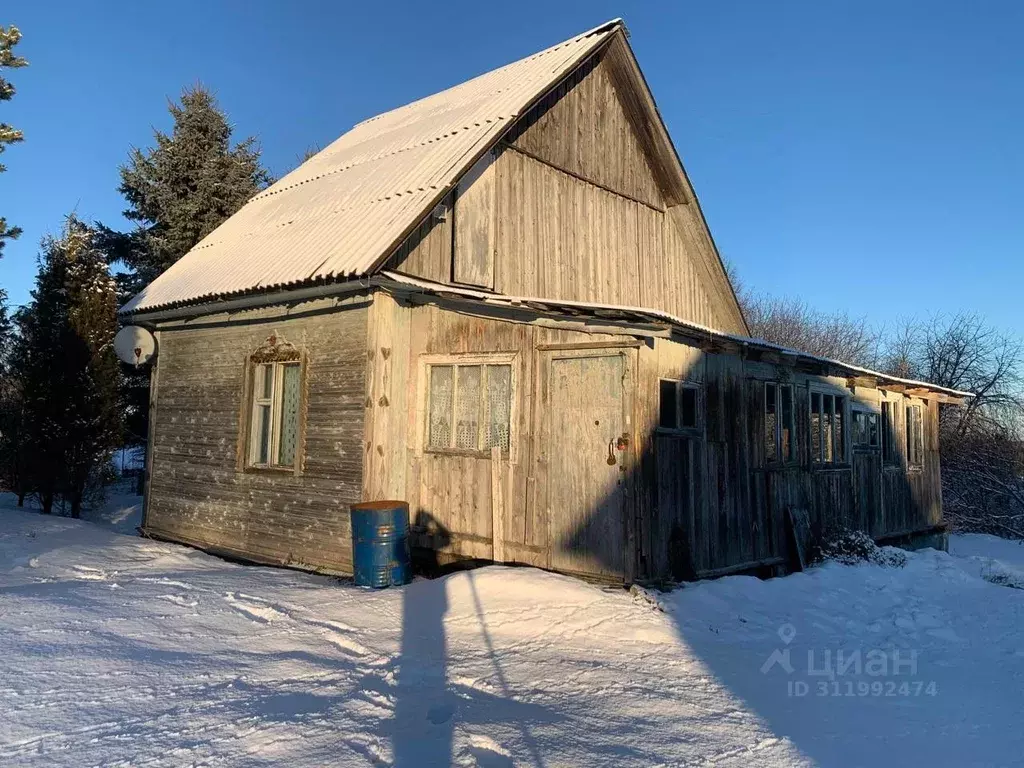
left=811, top=463, right=852, bottom=472
left=762, top=461, right=801, bottom=470
left=425, top=448, right=510, bottom=460
left=243, top=465, right=299, bottom=476
left=655, top=427, right=702, bottom=438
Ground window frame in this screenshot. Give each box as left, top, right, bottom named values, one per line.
left=851, top=407, right=881, bottom=450
left=880, top=400, right=899, bottom=466
left=809, top=387, right=849, bottom=468
left=419, top=353, right=517, bottom=459
left=656, top=378, right=702, bottom=436
left=763, top=381, right=797, bottom=466
left=906, top=402, right=925, bottom=469
left=242, top=351, right=306, bottom=474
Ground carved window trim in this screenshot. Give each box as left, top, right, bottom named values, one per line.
left=238, top=334, right=308, bottom=475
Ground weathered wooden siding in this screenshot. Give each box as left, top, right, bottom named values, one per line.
left=494, top=148, right=642, bottom=305
left=363, top=292, right=641, bottom=579
left=362, top=295, right=947, bottom=584
left=382, top=191, right=453, bottom=283
left=504, top=51, right=664, bottom=210
left=386, top=44, right=748, bottom=336
left=640, top=341, right=946, bottom=581
left=145, top=297, right=369, bottom=572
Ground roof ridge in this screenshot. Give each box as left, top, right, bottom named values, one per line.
left=350, top=18, right=624, bottom=131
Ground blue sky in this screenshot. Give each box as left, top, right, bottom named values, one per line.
left=1, top=1, right=1021, bottom=336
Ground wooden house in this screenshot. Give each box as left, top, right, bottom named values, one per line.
left=121, top=20, right=970, bottom=584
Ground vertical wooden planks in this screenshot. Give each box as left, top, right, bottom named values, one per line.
left=544, top=352, right=630, bottom=579
left=453, top=152, right=497, bottom=288
left=363, top=291, right=410, bottom=502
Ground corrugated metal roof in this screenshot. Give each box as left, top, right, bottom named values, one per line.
left=379, top=271, right=975, bottom=400
left=121, top=19, right=623, bottom=314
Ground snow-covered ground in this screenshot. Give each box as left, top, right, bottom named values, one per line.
left=2, top=493, right=1023, bottom=767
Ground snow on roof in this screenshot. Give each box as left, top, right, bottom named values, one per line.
left=380, top=271, right=974, bottom=399
left=121, top=20, right=623, bottom=315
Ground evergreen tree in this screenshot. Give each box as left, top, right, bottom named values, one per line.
left=0, top=24, right=28, bottom=254
left=0, top=288, right=11, bottom=371
left=18, top=217, right=122, bottom=516
left=97, top=85, right=271, bottom=469
left=0, top=288, right=20, bottom=496
left=0, top=297, right=27, bottom=501
left=101, top=85, right=271, bottom=290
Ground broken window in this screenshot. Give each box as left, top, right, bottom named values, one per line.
left=658, top=380, right=700, bottom=433
left=852, top=410, right=880, bottom=449
left=248, top=360, right=302, bottom=469
left=764, top=382, right=795, bottom=465
left=881, top=401, right=898, bottom=465
left=906, top=403, right=924, bottom=467
left=427, top=362, right=513, bottom=454
left=810, top=391, right=846, bottom=465
left=765, top=383, right=778, bottom=462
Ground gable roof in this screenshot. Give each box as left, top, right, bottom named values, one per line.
left=121, top=20, right=625, bottom=315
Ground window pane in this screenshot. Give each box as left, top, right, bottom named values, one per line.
left=428, top=365, right=454, bottom=449
left=765, top=383, right=778, bottom=462
left=881, top=402, right=892, bottom=462
left=906, top=406, right=914, bottom=464
left=780, top=385, right=794, bottom=461
left=659, top=380, right=678, bottom=429
left=853, top=412, right=865, bottom=445
left=868, top=413, right=879, bottom=447
left=811, top=392, right=822, bottom=462
left=277, top=363, right=301, bottom=466
left=822, top=395, right=834, bottom=463
left=484, top=365, right=512, bottom=451
left=917, top=406, right=924, bottom=461
left=834, top=397, right=845, bottom=462
left=259, top=364, right=273, bottom=399
left=256, top=404, right=271, bottom=464
left=909, top=405, right=923, bottom=465
left=680, top=386, right=698, bottom=429
left=455, top=365, right=482, bottom=450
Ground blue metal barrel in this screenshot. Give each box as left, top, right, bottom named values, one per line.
left=350, top=501, right=412, bottom=588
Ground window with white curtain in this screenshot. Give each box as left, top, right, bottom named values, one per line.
left=248, top=360, right=302, bottom=469
left=426, top=360, right=513, bottom=455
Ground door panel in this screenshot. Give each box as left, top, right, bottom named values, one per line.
left=545, top=353, right=629, bottom=578
left=854, top=450, right=883, bottom=536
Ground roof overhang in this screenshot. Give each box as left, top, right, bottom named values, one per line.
left=378, top=272, right=973, bottom=404
left=120, top=266, right=972, bottom=405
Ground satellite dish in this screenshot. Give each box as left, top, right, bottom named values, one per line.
left=114, top=325, right=157, bottom=367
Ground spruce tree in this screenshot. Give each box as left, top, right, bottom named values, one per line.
left=101, top=85, right=271, bottom=290
left=97, top=85, right=271, bottom=471
left=0, top=298, right=28, bottom=502
left=0, top=288, right=11, bottom=371
left=0, top=288, right=20, bottom=496
left=0, top=24, right=28, bottom=254
left=18, top=217, right=122, bottom=516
